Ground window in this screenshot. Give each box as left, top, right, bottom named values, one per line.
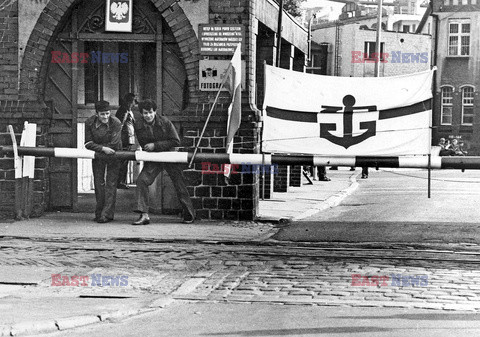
left=441, top=86, right=453, bottom=125
left=462, top=86, right=474, bottom=125
left=364, top=42, right=385, bottom=61
left=84, top=41, right=101, bottom=104
left=448, top=19, right=470, bottom=56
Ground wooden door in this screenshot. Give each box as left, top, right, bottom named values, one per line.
left=44, top=38, right=78, bottom=209
left=162, top=41, right=187, bottom=115
left=157, top=39, right=187, bottom=213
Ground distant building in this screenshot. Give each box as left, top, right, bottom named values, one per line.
left=310, top=19, right=431, bottom=77
left=432, top=0, right=480, bottom=154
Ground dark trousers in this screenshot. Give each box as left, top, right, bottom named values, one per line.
left=117, top=159, right=129, bottom=185
left=317, top=166, right=327, bottom=179
left=92, top=158, right=120, bottom=219
left=135, top=162, right=195, bottom=219
left=362, top=166, right=369, bottom=177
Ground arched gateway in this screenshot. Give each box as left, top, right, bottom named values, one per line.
left=24, top=0, right=198, bottom=210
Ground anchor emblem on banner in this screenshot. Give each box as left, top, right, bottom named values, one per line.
left=320, top=95, right=377, bottom=149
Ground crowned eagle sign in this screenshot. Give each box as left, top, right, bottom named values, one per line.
left=262, top=65, right=435, bottom=156
left=106, top=0, right=132, bottom=32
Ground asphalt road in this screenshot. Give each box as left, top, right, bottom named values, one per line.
left=44, top=303, right=480, bottom=337
left=273, top=169, right=480, bottom=243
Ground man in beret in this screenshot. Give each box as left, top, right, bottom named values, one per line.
left=132, top=99, right=195, bottom=225
left=84, top=100, right=122, bottom=223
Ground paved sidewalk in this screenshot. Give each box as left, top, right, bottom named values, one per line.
left=0, top=169, right=357, bottom=336
left=258, top=168, right=359, bottom=221
left=0, top=169, right=357, bottom=242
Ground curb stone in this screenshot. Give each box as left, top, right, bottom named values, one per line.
left=55, top=315, right=100, bottom=331
left=1, top=307, right=156, bottom=336
left=293, top=173, right=359, bottom=221
left=149, top=297, right=175, bottom=308
left=98, top=308, right=155, bottom=322
left=10, top=320, right=58, bottom=336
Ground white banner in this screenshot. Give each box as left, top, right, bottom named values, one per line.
left=262, top=65, right=434, bottom=156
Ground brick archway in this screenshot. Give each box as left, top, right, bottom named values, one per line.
left=19, top=0, right=199, bottom=102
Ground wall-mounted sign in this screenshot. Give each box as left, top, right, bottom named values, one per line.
left=106, top=0, right=133, bottom=32
left=199, top=60, right=246, bottom=91
left=199, top=24, right=245, bottom=55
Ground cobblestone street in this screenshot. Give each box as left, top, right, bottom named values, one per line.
left=2, top=237, right=480, bottom=313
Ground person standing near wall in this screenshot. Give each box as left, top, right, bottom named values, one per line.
left=132, top=99, right=195, bottom=225
left=84, top=100, right=122, bottom=223
left=115, top=93, right=137, bottom=189
left=361, top=166, right=369, bottom=179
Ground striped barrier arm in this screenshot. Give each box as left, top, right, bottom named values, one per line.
left=1, top=145, right=479, bottom=170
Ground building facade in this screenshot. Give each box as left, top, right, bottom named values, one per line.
left=310, top=20, right=431, bottom=77
left=432, top=0, right=480, bottom=154
left=0, top=0, right=308, bottom=219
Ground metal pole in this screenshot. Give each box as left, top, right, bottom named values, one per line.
left=276, top=0, right=284, bottom=67
left=374, top=0, right=383, bottom=77
left=262, top=153, right=265, bottom=200
left=428, top=154, right=431, bottom=198
left=308, top=15, right=314, bottom=64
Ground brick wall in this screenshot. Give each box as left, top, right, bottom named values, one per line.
left=433, top=10, right=480, bottom=155
left=0, top=0, right=302, bottom=221
left=0, top=132, right=15, bottom=216
left=0, top=0, right=18, bottom=101
left=180, top=107, right=260, bottom=220
left=289, top=166, right=301, bottom=187
left=273, top=165, right=289, bottom=193
left=0, top=127, right=49, bottom=218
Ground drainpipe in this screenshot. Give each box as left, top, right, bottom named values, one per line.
left=248, top=0, right=262, bottom=119
left=431, top=8, right=439, bottom=142
left=276, top=0, right=284, bottom=67
left=307, top=14, right=314, bottom=66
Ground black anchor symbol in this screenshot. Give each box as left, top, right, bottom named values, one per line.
left=319, top=95, right=377, bottom=149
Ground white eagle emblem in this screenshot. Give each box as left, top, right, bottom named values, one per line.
left=110, top=2, right=129, bottom=21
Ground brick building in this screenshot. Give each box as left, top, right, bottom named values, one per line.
left=432, top=0, right=480, bottom=155
left=310, top=19, right=432, bottom=78
left=0, top=0, right=308, bottom=220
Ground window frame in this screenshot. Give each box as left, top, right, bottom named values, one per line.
left=363, top=41, right=385, bottom=61
left=440, top=86, right=454, bottom=125
left=461, top=85, right=475, bottom=125
left=448, top=19, right=470, bottom=56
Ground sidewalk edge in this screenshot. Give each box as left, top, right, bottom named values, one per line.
left=293, top=173, right=359, bottom=221
left=2, top=307, right=157, bottom=336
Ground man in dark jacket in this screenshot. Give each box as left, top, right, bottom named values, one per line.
left=132, top=99, right=195, bottom=225
left=84, top=100, right=122, bottom=223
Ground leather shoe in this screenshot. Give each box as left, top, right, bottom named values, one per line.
left=97, top=217, right=113, bottom=223
left=361, top=174, right=368, bottom=179
left=182, top=216, right=195, bottom=224
left=318, top=176, right=331, bottom=181
left=132, top=213, right=150, bottom=226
